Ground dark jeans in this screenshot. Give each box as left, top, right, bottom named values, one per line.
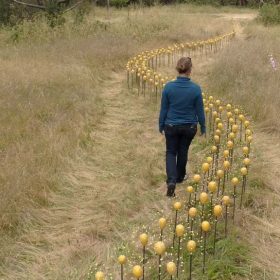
left=164, top=124, right=197, bottom=186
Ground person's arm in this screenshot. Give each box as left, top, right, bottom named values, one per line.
left=195, top=87, right=206, bottom=135
left=159, top=86, right=169, bottom=133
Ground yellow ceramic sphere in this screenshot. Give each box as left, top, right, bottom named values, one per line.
left=231, top=177, right=239, bottom=186
left=205, top=107, right=209, bottom=113
left=216, top=99, right=221, bottom=106
left=244, top=120, right=250, bottom=128
left=201, top=221, right=211, bottom=232
left=227, top=111, right=233, bottom=118
left=212, top=111, right=218, bottom=118
left=176, top=224, right=185, bottom=237
left=218, top=106, right=223, bottom=112
left=232, top=124, right=238, bottom=133
left=213, top=205, right=223, bottom=217
left=95, top=271, right=105, bottom=280
left=223, top=160, right=230, bottom=170
left=247, top=135, right=253, bottom=143
left=227, top=141, right=234, bottom=149
left=139, top=233, right=148, bottom=247
left=199, top=192, right=209, bottom=204
left=174, top=201, right=182, bottom=211
left=217, top=122, right=223, bottom=130
left=223, top=150, right=230, bottom=158
left=215, top=129, right=222, bottom=136
left=154, top=241, right=166, bottom=255
left=206, top=156, right=213, bottom=164
left=159, top=218, right=167, bottom=230
left=193, top=174, right=201, bottom=183
left=243, top=146, right=249, bottom=155
left=216, top=169, right=224, bottom=178
left=187, top=240, right=197, bottom=253
left=234, top=108, right=239, bottom=115
left=226, top=104, right=232, bottom=111
left=240, top=167, right=248, bottom=176
left=214, top=135, right=220, bottom=144
left=229, top=132, right=235, bottom=140
left=132, top=265, right=143, bottom=278
left=215, top=117, right=221, bottom=124
left=211, top=145, right=218, bottom=153
left=229, top=118, right=235, bottom=125
left=245, top=129, right=252, bottom=136
left=166, top=262, right=176, bottom=275
left=243, top=158, right=251, bottom=166
left=202, top=162, right=210, bottom=172
left=222, top=195, right=231, bottom=206
left=208, top=181, right=217, bottom=193
left=239, top=114, right=245, bottom=121
left=188, top=207, right=197, bottom=218
left=186, top=186, right=194, bottom=193
left=118, top=255, right=127, bottom=265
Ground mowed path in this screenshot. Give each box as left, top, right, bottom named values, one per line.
left=1, top=72, right=171, bottom=279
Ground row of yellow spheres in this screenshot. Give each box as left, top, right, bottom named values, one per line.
left=126, top=32, right=235, bottom=87
left=202, top=94, right=253, bottom=138
left=95, top=170, right=244, bottom=279
left=127, top=31, right=235, bottom=71
left=95, top=197, right=231, bottom=279
left=127, top=60, right=172, bottom=87
left=95, top=213, right=214, bottom=279
left=95, top=191, right=240, bottom=280
left=203, top=94, right=249, bottom=124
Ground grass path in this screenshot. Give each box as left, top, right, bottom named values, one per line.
left=1, top=71, right=172, bottom=279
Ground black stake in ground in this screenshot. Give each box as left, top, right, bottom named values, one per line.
left=176, top=237, right=181, bottom=278
left=173, top=210, right=178, bottom=247
left=189, top=254, right=193, bottom=280
left=202, top=231, right=207, bottom=274
left=231, top=177, right=239, bottom=222
left=240, top=176, right=246, bottom=209
left=232, top=187, right=236, bottom=222
left=142, top=246, right=145, bottom=280
left=121, top=264, right=124, bottom=280
left=225, top=205, right=228, bottom=237
left=240, top=168, right=248, bottom=209
left=158, top=255, right=162, bottom=280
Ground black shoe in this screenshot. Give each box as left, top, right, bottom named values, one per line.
left=176, top=174, right=189, bottom=184
left=166, top=184, right=176, bottom=197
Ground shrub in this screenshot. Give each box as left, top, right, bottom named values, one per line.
left=259, top=4, right=280, bottom=25
left=0, top=0, right=11, bottom=25
left=111, top=0, right=129, bottom=8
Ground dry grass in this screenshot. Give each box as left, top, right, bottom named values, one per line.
left=0, top=5, right=237, bottom=279
left=208, top=22, right=280, bottom=135
left=205, top=19, right=280, bottom=280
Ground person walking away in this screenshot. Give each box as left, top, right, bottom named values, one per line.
left=159, top=57, right=206, bottom=197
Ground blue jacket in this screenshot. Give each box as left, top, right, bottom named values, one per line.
left=159, top=76, right=206, bottom=134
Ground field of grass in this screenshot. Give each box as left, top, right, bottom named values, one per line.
left=205, top=18, right=280, bottom=280
left=0, top=3, right=279, bottom=280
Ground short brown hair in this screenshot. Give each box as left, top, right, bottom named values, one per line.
left=176, top=57, right=192, bottom=74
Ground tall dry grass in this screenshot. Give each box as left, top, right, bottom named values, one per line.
left=0, top=5, right=234, bottom=279
left=206, top=21, right=280, bottom=279
left=208, top=23, right=280, bottom=135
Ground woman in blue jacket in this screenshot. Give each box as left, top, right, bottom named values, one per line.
left=159, top=57, right=206, bottom=197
